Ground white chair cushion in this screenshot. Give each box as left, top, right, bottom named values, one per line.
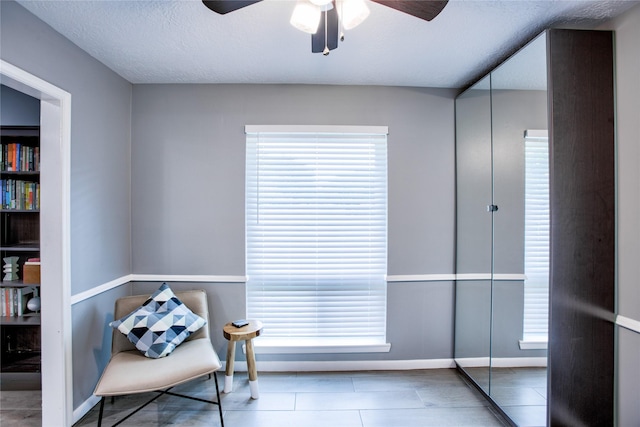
left=94, top=338, right=221, bottom=396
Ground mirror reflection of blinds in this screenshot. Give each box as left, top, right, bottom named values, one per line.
left=523, top=129, right=549, bottom=341
left=245, top=126, right=388, bottom=345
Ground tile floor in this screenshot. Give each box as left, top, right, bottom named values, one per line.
left=461, top=367, right=547, bottom=426
left=488, top=367, right=547, bottom=427
left=1, top=369, right=511, bottom=427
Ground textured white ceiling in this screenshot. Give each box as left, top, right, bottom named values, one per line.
left=16, top=0, right=639, bottom=88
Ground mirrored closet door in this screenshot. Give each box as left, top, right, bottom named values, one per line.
left=455, top=32, right=550, bottom=427
left=489, top=32, right=548, bottom=426
left=454, top=28, right=616, bottom=427
left=454, top=74, right=493, bottom=396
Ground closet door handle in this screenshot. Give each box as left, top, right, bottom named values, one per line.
left=487, top=205, right=499, bottom=212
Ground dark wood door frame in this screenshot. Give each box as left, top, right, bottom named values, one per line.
left=547, top=29, right=616, bottom=427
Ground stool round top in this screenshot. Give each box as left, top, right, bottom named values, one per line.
left=223, top=319, right=264, bottom=341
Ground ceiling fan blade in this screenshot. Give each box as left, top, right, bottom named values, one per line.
left=370, top=0, right=448, bottom=21
left=202, top=0, right=263, bottom=15
left=312, top=6, right=339, bottom=53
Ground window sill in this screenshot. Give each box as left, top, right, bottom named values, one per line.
left=518, top=338, right=548, bottom=350
left=252, top=338, right=391, bottom=354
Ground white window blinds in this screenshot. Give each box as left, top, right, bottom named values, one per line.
left=523, top=130, right=549, bottom=341
left=245, top=126, right=388, bottom=346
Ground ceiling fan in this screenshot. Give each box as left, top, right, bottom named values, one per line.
left=202, top=0, right=448, bottom=55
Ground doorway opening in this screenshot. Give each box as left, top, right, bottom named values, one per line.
left=1, top=59, right=72, bottom=426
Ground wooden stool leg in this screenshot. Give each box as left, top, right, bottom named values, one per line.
left=245, top=338, right=259, bottom=399
left=224, top=341, right=236, bottom=393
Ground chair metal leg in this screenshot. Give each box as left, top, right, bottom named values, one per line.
left=96, top=374, right=224, bottom=427
left=213, top=372, right=224, bottom=427
left=97, top=397, right=105, bottom=427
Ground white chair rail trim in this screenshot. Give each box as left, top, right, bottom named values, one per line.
left=617, top=314, right=640, bottom=334
left=70, top=274, right=247, bottom=305
left=387, top=274, right=528, bottom=282
left=71, top=273, right=536, bottom=305
left=386, top=274, right=456, bottom=282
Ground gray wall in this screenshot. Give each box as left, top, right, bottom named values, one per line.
left=600, top=4, right=640, bottom=426
left=1, top=0, right=132, bottom=294
left=131, top=84, right=457, bottom=362
left=1, top=0, right=133, bottom=409
left=0, top=85, right=40, bottom=125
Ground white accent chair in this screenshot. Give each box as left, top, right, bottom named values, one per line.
left=93, top=289, right=224, bottom=427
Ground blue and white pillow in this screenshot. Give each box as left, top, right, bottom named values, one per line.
left=110, top=283, right=206, bottom=359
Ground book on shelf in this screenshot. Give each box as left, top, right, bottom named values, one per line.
left=1, top=142, right=40, bottom=172
left=1, top=286, right=38, bottom=317
left=1, top=178, right=40, bottom=210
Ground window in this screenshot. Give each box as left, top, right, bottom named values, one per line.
left=522, top=130, right=549, bottom=345
left=245, top=125, right=388, bottom=350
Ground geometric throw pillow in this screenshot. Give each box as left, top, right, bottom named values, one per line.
left=109, top=283, right=207, bottom=358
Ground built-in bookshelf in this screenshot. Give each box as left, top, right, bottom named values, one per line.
left=1, top=126, right=41, bottom=386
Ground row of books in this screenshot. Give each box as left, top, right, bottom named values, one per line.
left=1, top=286, right=38, bottom=317
left=1, top=143, right=40, bottom=172
left=1, top=179, right=40, bottom=210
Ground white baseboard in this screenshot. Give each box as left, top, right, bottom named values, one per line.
left=223, top=358, right=456, bottom=372
left=491, top=357, right=547, bottom=368
left=455, top=357, right=490, bottom=368
left=72, top=394, right=101, bottom=425
left=454, top=357, right=547, bottom=368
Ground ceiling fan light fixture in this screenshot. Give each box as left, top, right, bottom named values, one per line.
left=290, top=1, right=321, bottom=34
left=337, top=0, right=370, bottom=30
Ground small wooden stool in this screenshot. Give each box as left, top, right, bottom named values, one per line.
left=222, top=319, right=263, bottom=399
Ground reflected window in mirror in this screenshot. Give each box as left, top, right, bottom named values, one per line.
left=521, top=129, right=549, bottom=349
